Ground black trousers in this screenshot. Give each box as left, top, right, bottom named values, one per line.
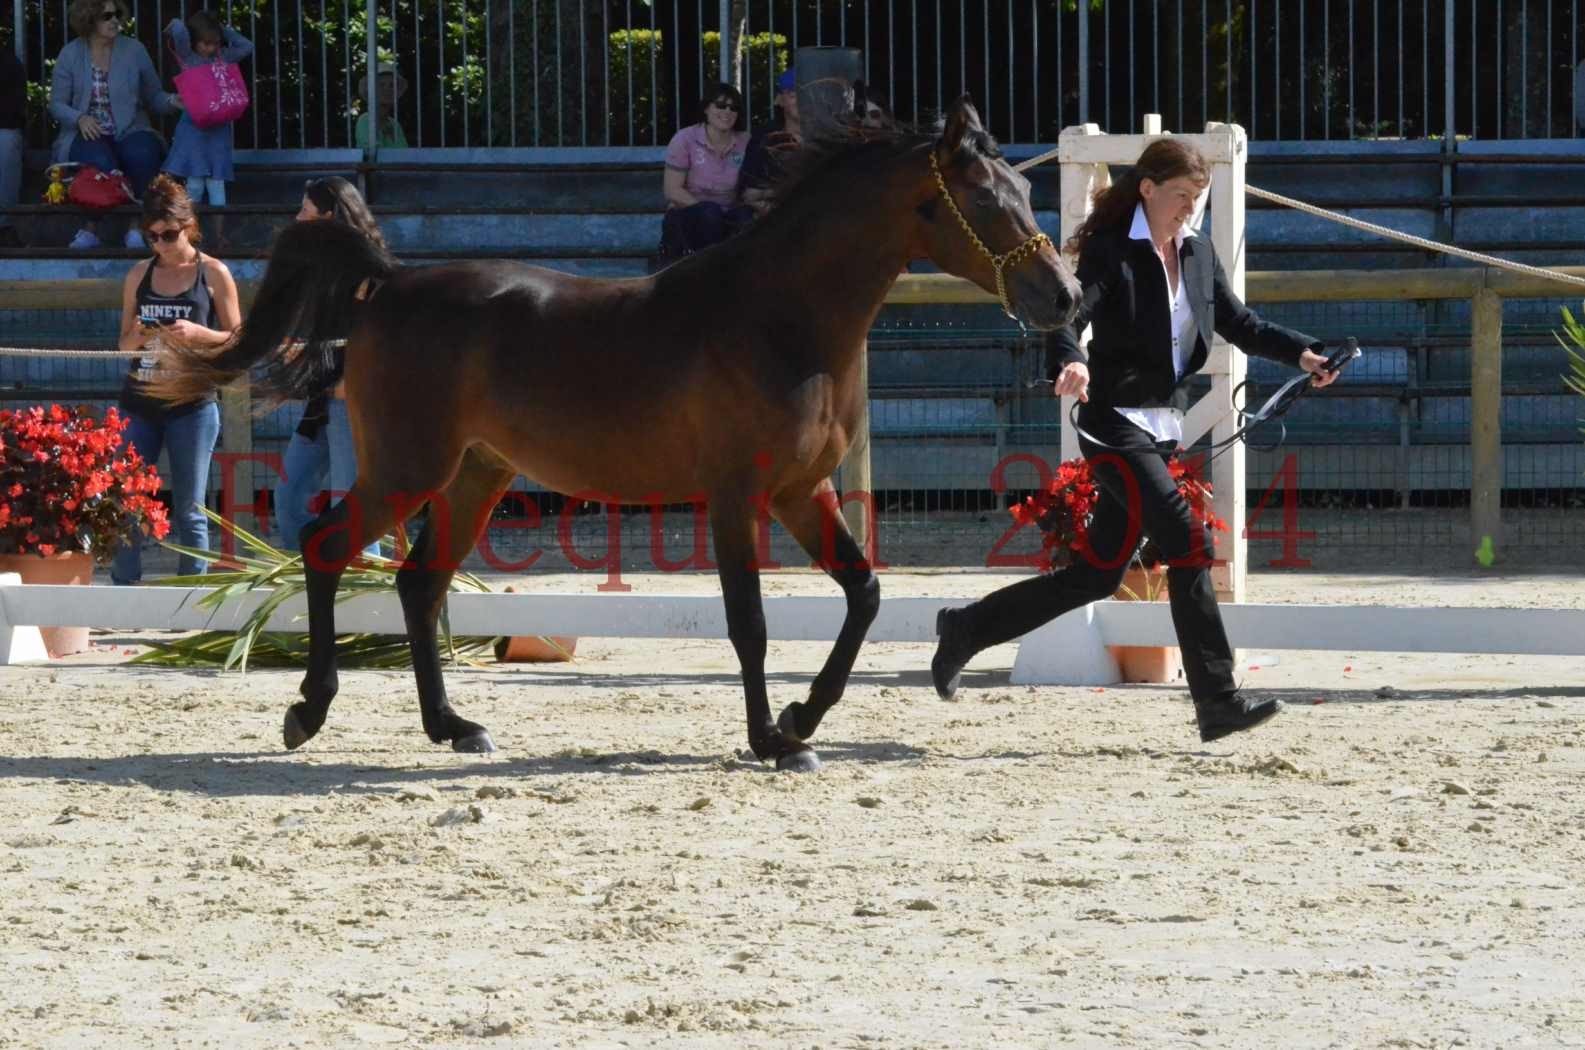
left=958, top=405, right=1237, bottom=700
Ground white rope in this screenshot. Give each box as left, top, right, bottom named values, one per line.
left=0, top=337, right=347, bottom=359
left=0, top=345, right=139, bottom=358
left=1244, top=183, right=1585, bottom=291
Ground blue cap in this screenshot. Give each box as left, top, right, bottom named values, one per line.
left=776, top=68, right=796, bottom=93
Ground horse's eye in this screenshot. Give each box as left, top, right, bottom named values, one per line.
left=974, top=190, right=997, bottom=210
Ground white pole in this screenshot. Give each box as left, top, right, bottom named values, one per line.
left=364, top=3, right=379, bottom=157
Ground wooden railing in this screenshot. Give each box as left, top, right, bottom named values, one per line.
left=6, top=263, right=1584, bottom=561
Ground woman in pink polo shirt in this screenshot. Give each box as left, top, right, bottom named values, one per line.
left=659, top=83, right=753, bottom=260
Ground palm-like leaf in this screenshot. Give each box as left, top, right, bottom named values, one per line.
left=132, top=507, right=519, bottom=670
left=1563, top=306, right=1585, bottom=420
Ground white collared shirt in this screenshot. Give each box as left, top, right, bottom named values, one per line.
left=1113, top=202, right=1198, bottom=445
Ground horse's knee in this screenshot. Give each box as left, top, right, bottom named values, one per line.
left=849, top=573, right=880, bottom=622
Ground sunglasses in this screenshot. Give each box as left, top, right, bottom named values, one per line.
left=99, top=8, right=122, bottom=21
left=144, top=228, right=184, bottom=244
left=710, top=99, right=740, bottom=111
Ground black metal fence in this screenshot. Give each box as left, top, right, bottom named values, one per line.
left=7, top=1, right=1585, bottom=151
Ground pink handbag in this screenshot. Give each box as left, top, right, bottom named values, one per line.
left=173, top=60, right=250, bottom=130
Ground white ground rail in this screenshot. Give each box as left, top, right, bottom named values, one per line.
left=5, top=574, right=1583, bottom=685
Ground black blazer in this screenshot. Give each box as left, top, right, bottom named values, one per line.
left=1045, top=224, right=1322, bottom=412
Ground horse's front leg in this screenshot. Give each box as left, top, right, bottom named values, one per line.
left=770, top=482, right=880, bottom=745
left=283, top=488, right=393, bottom=749
left=710, top=500, right=820, bottom=773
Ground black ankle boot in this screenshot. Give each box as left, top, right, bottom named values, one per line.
left=931, top=607, right=977, bottom=700
left=1194, top=691, right=1282, bottom=743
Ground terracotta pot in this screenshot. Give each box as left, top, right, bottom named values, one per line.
left=493, top=635, right=578, bottom=663
left=491, top=585, right=577, bottom=663
left=0, top=549, right=95, bottom=658
left=1106, top=564, right=1183, bottom=685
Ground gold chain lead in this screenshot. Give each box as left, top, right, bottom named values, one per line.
left=929, top=152, right=1053, bottom=319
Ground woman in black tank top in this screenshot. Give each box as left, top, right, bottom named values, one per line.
left=111, top=174, right=242, bottom=585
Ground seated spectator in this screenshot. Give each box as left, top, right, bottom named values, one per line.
left=739, top=67, right=803, bottom=217
left=355, top=61, right=409, bottom=150
left=658, top=83, right=752, bottom=260
left=0, top=46, right=24, bottom=248
left=854, top=80, right=893, bottom=128
left=49, top=0, right=184, bottom=250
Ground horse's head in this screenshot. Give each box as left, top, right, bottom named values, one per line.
left=915, top=96, right=1079, bottom=330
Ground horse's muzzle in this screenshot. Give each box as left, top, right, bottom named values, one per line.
left=1008, top=265, right=1081, bottom=331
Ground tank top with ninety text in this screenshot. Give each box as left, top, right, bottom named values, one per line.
left=120, top=253, right=219, bottom=418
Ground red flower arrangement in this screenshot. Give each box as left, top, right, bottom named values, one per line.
left=0, top=404, right=170, bottom=564
left=1010, top=453, right=1228, bottom=576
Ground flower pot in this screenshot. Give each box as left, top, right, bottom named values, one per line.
left=490, top=585, right=576, bottom=663
left=0, top=550, right=94, bottom=658
left=493, top=635, right=578, bottom=663
left=1106, top=564, right=1183, bottom=685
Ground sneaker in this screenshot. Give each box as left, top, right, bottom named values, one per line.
left=68, top=227, right=101, bottom=250
left=123, top=227, right=146, bottom=250
left=1193, top=691, right=1283, bottom=743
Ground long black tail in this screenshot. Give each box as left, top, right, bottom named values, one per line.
left=146, top=220, right=399, bottom=406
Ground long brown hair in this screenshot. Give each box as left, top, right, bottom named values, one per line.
left=303, top=176, right=387, bottom=252
left=1065, top=138, right=1210, bottom=258
left=141, top=174, right=201, bottom=246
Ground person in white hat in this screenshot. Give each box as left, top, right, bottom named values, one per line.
left=355, top=60, right=408, bottom=149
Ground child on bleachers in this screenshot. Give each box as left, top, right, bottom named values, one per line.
left=160, top=11, right=252, bottom=245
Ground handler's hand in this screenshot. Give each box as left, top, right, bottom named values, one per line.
left=1299, top=349, right=1341, bottom=389
left=159, top=318, right=205, bottom=349
left=1053, top=361, right=1090, bottom=402
left=76, top=114, right=104, bottom=141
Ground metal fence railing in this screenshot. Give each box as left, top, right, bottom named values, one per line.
left=7, top=1, right=1585, bottom=152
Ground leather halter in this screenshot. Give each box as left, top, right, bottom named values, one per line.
left=929, top=151, right=1054, bottom=319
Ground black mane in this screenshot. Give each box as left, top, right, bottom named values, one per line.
left=767, top=115, right=1003, bottom=210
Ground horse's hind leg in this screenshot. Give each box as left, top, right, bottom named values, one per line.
left=395, top=448, right=516, bottom=753
left=770, top=481, right=880, bottom=744
left=284, top=481, right=400, bottom=750
left=710, top=498, right=820, bottom=773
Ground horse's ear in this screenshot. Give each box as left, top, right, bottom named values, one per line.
left=938, top=94, right=984, bottom=162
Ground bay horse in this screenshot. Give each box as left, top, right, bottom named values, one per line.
left=151, top=97, right=1079, bottom=771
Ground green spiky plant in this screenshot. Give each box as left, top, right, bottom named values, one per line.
left=1565, top=306, right=1585, bottom=427
left=130, top=507, right=541, bottom=671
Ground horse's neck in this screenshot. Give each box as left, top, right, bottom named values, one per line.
left=739, top=189, right=914, bottom=347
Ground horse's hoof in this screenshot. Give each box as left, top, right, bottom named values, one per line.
left=283, top=707, right=313, bottom=751
left=776, top=704, right=806, bottom=744
left=452, top=730, right=497, bottom=754
left=775, top=748, right=822, bottom=774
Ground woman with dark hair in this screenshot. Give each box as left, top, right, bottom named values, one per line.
left=112, top=174, right=240, bottom=583
left=659, top=83, right=753, bottom=258
left=275, top=177, right=385, bottom=555
left=930, top=138, right=1340, bottom=744
left=50, top=0, right=185, bottom=249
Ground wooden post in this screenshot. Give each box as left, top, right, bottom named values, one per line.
left=1203, top=121, right=1248, bottom=604
left=841, top=346, right=873, bottom=556
left=1470, top=287, right=1504, bottom=563
left=1056, top=122, right=1106, bottom=464
left=1054, top=116, right=1247, bottom=603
